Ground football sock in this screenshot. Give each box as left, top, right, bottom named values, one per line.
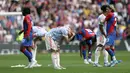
left=111, top=47, right=115, bottom=61
left=82, top=49, right=86, bottom=59
left=94, top=47, right=101, bottom=63
left=105, top=48, right=115, bottom=60
left=51, top=52, right=57, bottom=67
left=21, top=48, right=32, bottom=62
left=88, top=45, right=92, bottom=59
left=32, top=45, right=37, bottom=61
left=56, top=52, right=61, bottom=67
left=102, top=49, right=109, bottom=63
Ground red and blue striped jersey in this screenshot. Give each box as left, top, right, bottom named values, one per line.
left=23, top=14, right=33, bottom=38
left=76, top=28, right=95, bottom=41
left=105, top=12, right=117, bottom=35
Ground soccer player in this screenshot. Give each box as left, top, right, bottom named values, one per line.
left=19, top=26, right=47, bottom=67
left=93, top=8, right=109, bottom=67
left=45, top=25, right=75, bottom=69
left=101, top=5, right=120, bottom=67
left=20, top=7, right=35, bottom=68
left=76, top=28, right=96, bottom=64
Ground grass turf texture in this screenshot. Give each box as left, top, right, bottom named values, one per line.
left=0, top=51, right=130, bottom=73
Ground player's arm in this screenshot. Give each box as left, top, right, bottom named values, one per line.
left=63, top=32, right=75, bottom=44
left=18, top=30, right=24, bottom=35
left=99, top=23, right=107, bottom=38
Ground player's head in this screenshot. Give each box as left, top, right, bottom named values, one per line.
left=65, top=25, right=75, bottom=38
left=109, top=5, right=116, bottom=12
left=101, top=5, right=111, bottom=13
left=22, top=7, right=30, bottom=16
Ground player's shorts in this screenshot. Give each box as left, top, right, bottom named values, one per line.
left=96, top=35, right=106, bottom=46
left=21, top=37, right=33, bottom=47
left=105, top=33, right=116, bottom=46
left=45, top=34, right=59, bottom=51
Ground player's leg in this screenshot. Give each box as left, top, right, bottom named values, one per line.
left=45, top=36, right=61, bottom=69
left=20, top=46, right=32, bottom=63
left=87, top=40, right=93, bottom=64
left=31, top=40, right=42, bottom=67
left=56, top=49, right=66, bottom=69
left=25, top=47, right=37, bottom=68
left=80, top=41, right=89, bottom=64
left=94, top=36, right=102, bottom=65
left=20, top=39, right=33, bottom=68
left=102, top=49, right=109, bottom=66
left=105, top=35, right=117, bottom=67
left=94, top=45, right=102, bottom=67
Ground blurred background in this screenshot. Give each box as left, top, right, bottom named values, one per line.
left=0, top=0, right=130, bottom=55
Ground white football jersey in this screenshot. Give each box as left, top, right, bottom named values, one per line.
left=33, top=26, right=47, bottom=36
left=46, top=26, right=68, bottom=42
left=96, top=14, right=106, bottom=36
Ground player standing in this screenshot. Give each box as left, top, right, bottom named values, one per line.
left=101, top=5, right=120, bottom=67
left=93, top=9, right=109, bottom=67
left=76, top=28, right=96, bottom=64
left=20, top=7, right=35, bottom=68
left=45, top=25, right=75, bottom=69
left=19, top=26, right=47, bottom=67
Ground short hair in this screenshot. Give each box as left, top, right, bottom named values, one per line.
left=101, top=5, right=110, bottom=12
left=22, top=7, right=30, bottom=16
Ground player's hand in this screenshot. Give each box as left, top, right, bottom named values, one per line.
left=33, top=33, right=36, bottom=37
left=104, top=35, right=107, bottom=38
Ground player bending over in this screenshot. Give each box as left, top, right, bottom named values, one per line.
left=76, top=28, right=96, bottom=64
left=45, top=25, right=75, bottom=69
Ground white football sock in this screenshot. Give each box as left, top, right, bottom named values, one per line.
left=56, top=52, right=61, bottom=67
left=32, top=45, right=37, bottom=61
left=102, top=49, right=109, bottom=63
left=51, top=52, right=58, bottom=67
left=94, top=47, right=101, bottom=64
left=112, top=56, right=117, bottom=61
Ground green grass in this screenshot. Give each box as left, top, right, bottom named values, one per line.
left=0, top=51, right=130, bottom=73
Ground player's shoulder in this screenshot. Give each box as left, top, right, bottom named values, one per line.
left=107, top=12, right=114, bottom=16
left=98, top=14, right=106, bottom=19
left=24, top=14, right=31, bottom=19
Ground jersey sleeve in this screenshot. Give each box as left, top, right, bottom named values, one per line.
left=25, top=16, right=32, bottom=37
left=61, top=28, right=68, bottom=37
left=98, top=15, right=105, bottom=26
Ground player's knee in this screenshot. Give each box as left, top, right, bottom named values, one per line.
left=96, top=47, right=102, bottom=51
left=20, top=48, right=26, bottom=52
left=97, top=44, right=103, bottom=47
left=50, top=48, right=59, bottom=52
left=105, top=46, right=110, bottom=50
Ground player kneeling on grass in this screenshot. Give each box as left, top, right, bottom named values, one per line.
left=76, top=28, right=96, bottom=64
left=19, top=26, right=47, bottom=68
left=45, top=25, right=75, bottom=70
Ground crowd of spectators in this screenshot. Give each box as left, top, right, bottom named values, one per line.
left=0, top=0, right=130, bottom=44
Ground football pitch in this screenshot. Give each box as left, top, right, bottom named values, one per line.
left=0, top=51, right=130, bottom=73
